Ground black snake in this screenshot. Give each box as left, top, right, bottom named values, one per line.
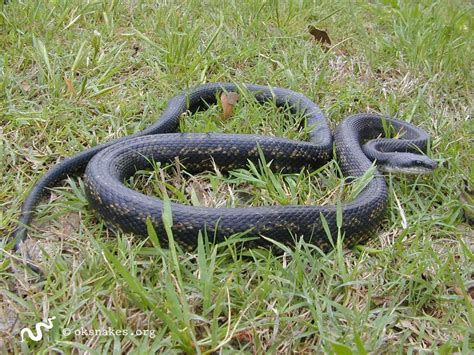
left=12, top=83, right=437, bottom=253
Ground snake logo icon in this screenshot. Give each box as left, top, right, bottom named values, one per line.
left=20, top=316, right=56, bottom=342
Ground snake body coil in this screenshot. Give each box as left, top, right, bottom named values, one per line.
left=13, top=83, right=436, bottom=252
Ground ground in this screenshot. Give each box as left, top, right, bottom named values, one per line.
left=0, top=0, right=473, bottom=353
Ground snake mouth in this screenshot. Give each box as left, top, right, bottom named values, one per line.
left=378, top=153, right=438, bottom=175
left=379, top=163, right=437, bottom=174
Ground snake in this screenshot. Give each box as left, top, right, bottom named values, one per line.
left=12, top=83, right=437, bottom=253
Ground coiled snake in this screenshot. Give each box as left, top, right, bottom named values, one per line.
left=12, top=83, right=437, bottom=253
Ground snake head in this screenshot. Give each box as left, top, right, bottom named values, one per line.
left=380, top=153, right=437, bottom=174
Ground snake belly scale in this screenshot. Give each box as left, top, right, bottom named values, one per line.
left=13, top=83, right=435, bottom=252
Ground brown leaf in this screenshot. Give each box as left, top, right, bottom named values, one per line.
left=468, top=284, right=474, bottom=300
left=64, top=76, right=76, bottom=95
left=21, top=81, right=31, bottom=92
left=452, top=286, right=463, bottom=296
left=221, top=92, right=240, bottom=120
left=372, top=296, right=392, bottom=306
left=308, top=25, right=331, bottom=48
left=234, top=329, right=253, bottom=343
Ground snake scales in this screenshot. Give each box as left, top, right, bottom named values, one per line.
left=13, top=83, right=436, bottom=252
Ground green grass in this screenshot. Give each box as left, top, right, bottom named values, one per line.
left=1, top=0, right=473, bottom=353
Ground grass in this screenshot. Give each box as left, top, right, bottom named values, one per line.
left=0, top=0, right=473, bottom=353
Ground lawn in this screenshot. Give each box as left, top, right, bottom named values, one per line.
left=1, top=0, right=473, bottom=353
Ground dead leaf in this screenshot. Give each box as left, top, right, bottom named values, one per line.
left=21, top=81, right=31, bottom=92
left=64, top=76, right=76, bottom=95
left=452, top=285, right=474, bottom=305
left=234, top=329, right=253, bottom=343
left=452, top=286, right=463, bottom=296
left=468, top=284, right=474, bottom=301
left=221, top=92, right=240, bottom=120
left=372, top=296, right=392, bottom=306
left=308, top=25, right=331, bottom=49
